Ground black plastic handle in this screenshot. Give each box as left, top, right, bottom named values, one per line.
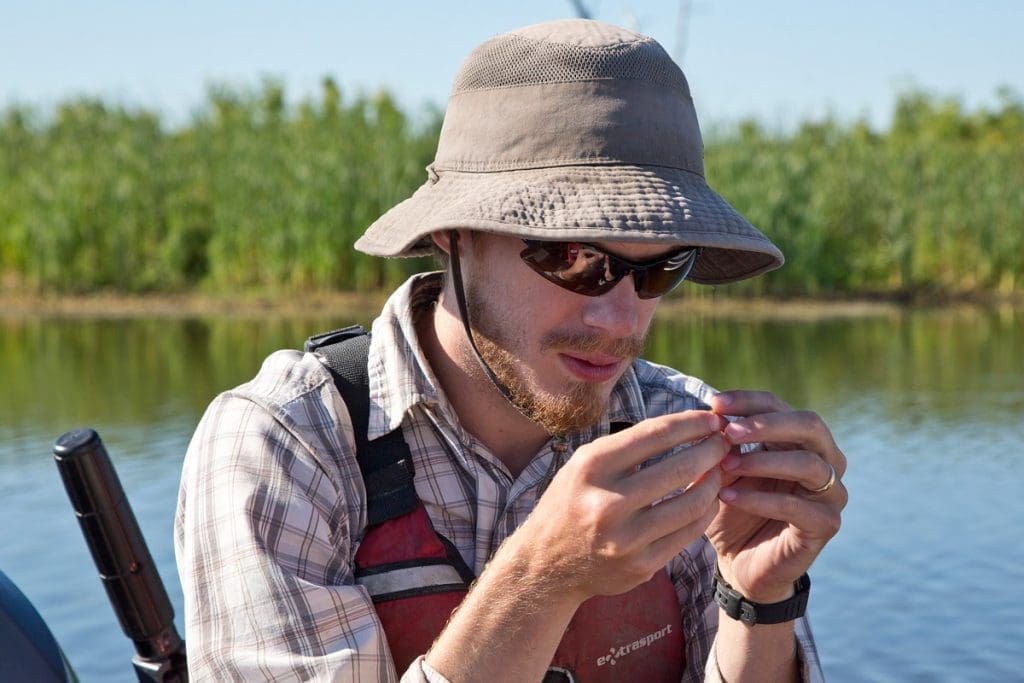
left=53, top=428, right=187, bottom=681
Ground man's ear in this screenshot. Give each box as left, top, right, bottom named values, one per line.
left=431, top=229, right=468, bottom=255
left=430, top=230, right=452, bottom=255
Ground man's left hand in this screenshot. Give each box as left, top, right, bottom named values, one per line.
left=706, top=390, right=848, bottom=604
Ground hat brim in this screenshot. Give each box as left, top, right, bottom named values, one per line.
left=355, top=165, right=783, bottom=285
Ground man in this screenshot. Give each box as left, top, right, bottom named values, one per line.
left=176, top=19, right=846, bottom=682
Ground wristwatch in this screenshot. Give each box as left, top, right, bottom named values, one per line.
left=713, top=567, right=810, bottom=626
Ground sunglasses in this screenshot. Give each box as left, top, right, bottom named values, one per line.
left=519, top=240, right=701, bottom=299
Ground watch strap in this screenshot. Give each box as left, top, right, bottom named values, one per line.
left=713, top=568, right=810, bottom=626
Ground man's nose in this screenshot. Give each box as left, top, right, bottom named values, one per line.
left=579, top=275, right=640, bottom=337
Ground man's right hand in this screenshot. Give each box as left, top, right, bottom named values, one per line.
left=515, top=409, right=728, bottom=602
left=424, top=410, right=726, bottom=683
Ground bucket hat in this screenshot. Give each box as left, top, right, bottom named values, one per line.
left=355, top=19, right=783, bottom=284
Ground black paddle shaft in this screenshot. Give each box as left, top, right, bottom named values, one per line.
left=53, top=428, right=187, bottom=682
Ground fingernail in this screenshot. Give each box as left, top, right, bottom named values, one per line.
left=721, top=454, right=741, bottom=471
left=719, top=487, right=738, bottom=502
left=724, top=422, right=750, bottom=440
left=716, top=393, right=733, bottom=407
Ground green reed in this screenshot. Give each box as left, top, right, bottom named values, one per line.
left=1, top=81, right=1020, bottom=298
left=705, top=88, right=1024, bottom=298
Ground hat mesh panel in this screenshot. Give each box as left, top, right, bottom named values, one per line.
left=451, top=35, right=689, bottom=96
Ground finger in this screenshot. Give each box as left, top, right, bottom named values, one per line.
left=647, top=493, right=720, bottom=569
left=638, top=465, right=722, bottom=541
left=719, top=485, right=847, bottom=537
left=624, top=432, right=728, bottom=504
left=710, top=390, right=792, bottom=417
left=722, top=411, right=847, bottom=477
left=576, top=470, right=720, bottom=579
left=589, top=493, right=720, bottom=593
left=721, top=448, right=841, bottom=495
left=588, top=410, right=726, bottom=475
left=720, top=443, right=744, bottom=488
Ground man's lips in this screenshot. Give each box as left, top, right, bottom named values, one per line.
left=559, top=352, right=623, bottom=382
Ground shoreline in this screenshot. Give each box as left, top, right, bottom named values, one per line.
left=0, top=291, right=389, bottom=320
left=2, top=289, right=1019, bottom=321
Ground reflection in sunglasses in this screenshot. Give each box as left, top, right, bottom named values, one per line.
left=521, top=240, right=700, bottom=299
left=559, top=246, right=613, bottom=283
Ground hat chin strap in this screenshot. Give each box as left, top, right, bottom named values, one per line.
left=446, top=230, right=539, bottom=425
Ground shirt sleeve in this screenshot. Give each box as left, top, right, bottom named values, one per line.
left=175, top=388, right=399, bottom=682
left=670, top=537, right=723, bottom=683
left=702, top=616, right=824, bottom=683
left=403, top=657, right=452, bottom=683
left=671, top=537, right=825, bottom=683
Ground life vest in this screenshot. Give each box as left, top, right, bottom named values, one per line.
left=306, top=327, right=686, bottom=682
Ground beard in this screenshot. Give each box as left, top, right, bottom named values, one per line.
left=465, top=284, right=646, bottom=435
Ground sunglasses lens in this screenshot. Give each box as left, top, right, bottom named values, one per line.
left=520, top=242, right=620, bottom=296
left=635, top=249, right=699, bottom=298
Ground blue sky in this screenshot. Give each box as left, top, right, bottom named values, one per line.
left=2, top=1, right=1021, bottom=130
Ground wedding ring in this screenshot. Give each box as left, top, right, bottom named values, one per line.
left=807, top=461, right=837, bottom=494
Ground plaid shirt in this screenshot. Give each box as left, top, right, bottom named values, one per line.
left=175, top=273, right=823, bottom=682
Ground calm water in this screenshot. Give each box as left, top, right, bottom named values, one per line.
left=1, top=307, right=1022, bottom=682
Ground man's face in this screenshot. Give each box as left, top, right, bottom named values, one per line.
left=458, top=233, right=666, bottom=434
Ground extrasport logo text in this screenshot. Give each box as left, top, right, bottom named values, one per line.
left=595, top=624, right=673, bottom=667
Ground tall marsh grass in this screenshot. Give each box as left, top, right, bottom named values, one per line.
left=1, top=80, right=1020, bottom=298
left=707, top=88, right=1024, bottom=298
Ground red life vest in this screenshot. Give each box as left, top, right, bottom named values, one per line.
left=355, top=504, right=686, bottom=681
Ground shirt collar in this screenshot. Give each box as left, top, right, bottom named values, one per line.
left=366, top=273, right=446, bottom=440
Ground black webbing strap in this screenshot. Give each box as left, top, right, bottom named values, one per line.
left=609, top=421, right=633, bottom=435
left=304, top=325, right=418, bottom=526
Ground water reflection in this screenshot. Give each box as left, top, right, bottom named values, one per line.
left=2, top=306, right=1020, bottom=435
left=651, top=306, right=1023, bottom=426
left=0, top=315, right=360, bottom=435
